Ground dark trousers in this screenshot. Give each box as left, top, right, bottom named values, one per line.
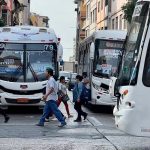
left=0, top=108, right=8, bottom=118
left=74, top=101, right=87, bottom=120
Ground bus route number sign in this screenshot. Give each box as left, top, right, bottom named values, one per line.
left=44, top=45, right=54, bottom=51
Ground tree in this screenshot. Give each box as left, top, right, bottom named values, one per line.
left=122, top=0, right=138, bottom=23
left=0, top=18, right=5, bottom=27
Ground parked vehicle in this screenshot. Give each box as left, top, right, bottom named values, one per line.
left=68, top=73, right=77, bottom=91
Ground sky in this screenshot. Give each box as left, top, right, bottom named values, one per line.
left=30, top=0, right=76, bottom=61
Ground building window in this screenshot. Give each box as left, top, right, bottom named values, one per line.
left=101, top=0, right=103, bottom=10
left=91, top=12, right=92, bottom=23
left=2, top=9, right=7, bottom=25
left=112, top=19, right=115, bottom=29
left=105, top=0, right=108, bottom=6
left=116, top=17, right=118, bottom=30
left=94, top=8, right=97, bottom=23
left=93, top=9, right=96, bottom=23
left=98, top=1, right=100, bottom=12
left=119, top=14, right=122, bottom=30
left=86, top=4, right=90, bottom=20
left=124, top=19, right=127, bottom=29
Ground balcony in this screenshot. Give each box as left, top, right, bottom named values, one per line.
left=80, top=11, right=86, bottom=20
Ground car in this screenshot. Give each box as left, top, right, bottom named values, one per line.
left=59, top=71, right=71, bottom=84
left=68, top=73, right=77, bottom=91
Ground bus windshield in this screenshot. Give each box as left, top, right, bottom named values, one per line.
left=93, top=39, right=124, bottom=78
left=0, top=43, right=57, bottom=82
left=118, top=2, right=149, bottom=86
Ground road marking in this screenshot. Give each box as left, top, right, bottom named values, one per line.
left=87, top=117, right=103, bottom=126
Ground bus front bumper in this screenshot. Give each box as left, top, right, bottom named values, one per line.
left=0, top=92, right=45, bottom=107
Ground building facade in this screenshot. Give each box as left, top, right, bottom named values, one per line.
left=30, top=12, right=49, bottom=27
left=18, top=0, right=30, bottom=25
left=0, top=0, right=30, bottom=26
left=75, top=0, right=129, bottom=41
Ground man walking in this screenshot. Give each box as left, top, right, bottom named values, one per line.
left=36, top=68, right=66, bottom=127
left=73, top=75, right=88, bottom=122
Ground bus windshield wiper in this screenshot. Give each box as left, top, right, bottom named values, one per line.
left=27, top=62, right=38, bottom=82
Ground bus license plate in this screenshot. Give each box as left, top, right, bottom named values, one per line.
left=17, top=98, right=29, bottom=103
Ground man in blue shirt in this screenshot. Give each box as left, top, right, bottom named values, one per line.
left=73, top=75, right=88, bottom=122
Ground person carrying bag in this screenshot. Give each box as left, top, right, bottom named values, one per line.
left=57, top=76, right=73, bottom=118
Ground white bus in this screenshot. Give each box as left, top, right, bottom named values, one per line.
left=113, top=0, right=150, bottom=137
left=0, top=26, right=62, bottom=109
left=78, top=30, right=126, bottom=106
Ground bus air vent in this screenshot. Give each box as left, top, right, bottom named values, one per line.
left=39, top=28, right=47, bottom=33
left=2, top=28, right=11, bottom=32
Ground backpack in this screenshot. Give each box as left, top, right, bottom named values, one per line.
left=80, top=84, right=91, bottom=103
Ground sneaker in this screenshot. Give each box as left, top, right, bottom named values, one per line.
left=84, top=113, right=88, bottom=120
left=74, top=119, right=82, bottom=122
left=36, top=123, right=44, bottom=127
left=68, top=115, right=73, bottom=118
left=58, top=122, right=67, bottom=127
left=4, top=116, right=10, bottom=123
left=49, top=115, right=55, bottom=120
left=45, top=118, right=49, bottom=122
left=63, top=116, right=67, bottom=120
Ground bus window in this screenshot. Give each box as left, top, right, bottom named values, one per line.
left=143, top=41, right=150, bottom=86
left=93, top=39, right=124, bottom=78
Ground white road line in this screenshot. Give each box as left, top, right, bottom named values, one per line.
left=87, top=116, right=103, bottom=126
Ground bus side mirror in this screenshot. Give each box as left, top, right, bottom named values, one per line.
left=114, top=78, right=120, bottom=97
left=90, top=42, right=95, bottom=60
left=57, top=43, right=63, bottom=62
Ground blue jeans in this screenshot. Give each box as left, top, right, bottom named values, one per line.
left=39, top=100, right=66, bottom=125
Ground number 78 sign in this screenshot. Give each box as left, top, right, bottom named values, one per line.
left=44, top=45, right=54, bottom=51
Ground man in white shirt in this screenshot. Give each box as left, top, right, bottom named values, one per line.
left=36, top=68, right=66, bottom=127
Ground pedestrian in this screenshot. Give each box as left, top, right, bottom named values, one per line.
left=82, top=72, right=90, bottom=88
left=36, top=68, right=66, bottom=127
left=73, top=75, right=88, bottom=122
left=57, top=76, right=73, bottom=118
left=0, top=108, right=9, bottom=123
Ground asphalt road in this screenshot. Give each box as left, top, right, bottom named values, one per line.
left=0, top=91, right=150, bottom=150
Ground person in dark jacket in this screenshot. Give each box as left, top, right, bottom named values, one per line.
left=73, top=75, right=88, bottom=122
left=0, top=108, right=9, bottom=123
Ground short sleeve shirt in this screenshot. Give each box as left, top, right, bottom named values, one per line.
left=59, top=82, right=67, bottom=95
left=46, top=77, right=58, bottom=101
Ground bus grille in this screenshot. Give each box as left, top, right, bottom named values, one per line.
left=0, top=85, right=46, bottom=95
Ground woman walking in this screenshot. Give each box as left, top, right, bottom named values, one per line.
left=73, top=75, right=88, bottom=122
left=58, top=76, right=73, bottom=118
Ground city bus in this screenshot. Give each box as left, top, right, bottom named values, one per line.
left=0, top=26, right=62, bottom=109
left=78, top=30, right=126, bottom=106
left=113, top=0, right=150, bottom=136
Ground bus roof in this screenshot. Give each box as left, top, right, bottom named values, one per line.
left=0, top=26, right=58, bottom=43
left=93, top=30, right=127, bottom=41
left=80, top=30, right=127, bottom=47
